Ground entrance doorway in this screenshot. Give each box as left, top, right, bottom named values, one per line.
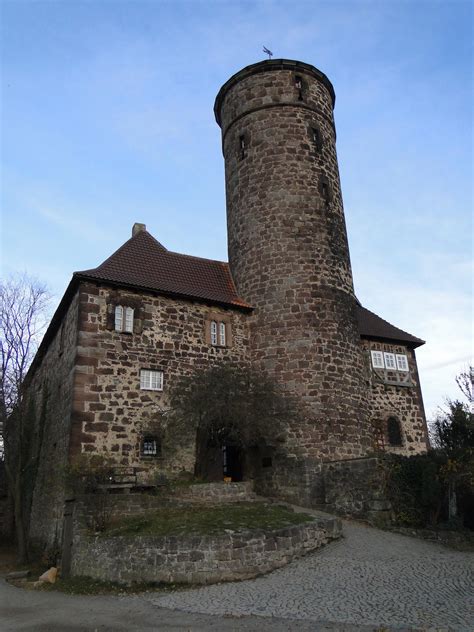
left=222, top=445, right=243, bottom=482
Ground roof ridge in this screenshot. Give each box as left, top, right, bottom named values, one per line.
left=165, top=249, right=229, bottom=266
left=75, top=230, right=167, bottom=275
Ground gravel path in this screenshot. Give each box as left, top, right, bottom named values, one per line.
left=146, top=521, right=474, bottom=630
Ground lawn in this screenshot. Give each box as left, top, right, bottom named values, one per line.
left=104, top=502, right=313, bottom=537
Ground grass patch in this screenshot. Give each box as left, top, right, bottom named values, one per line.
left=104, top=502, right=313, bottom=537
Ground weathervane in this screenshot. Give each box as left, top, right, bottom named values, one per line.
left=263, top=46, right=273, bottom=60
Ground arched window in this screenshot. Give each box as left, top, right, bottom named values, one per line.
left=387, top=416, right=403, bottom=446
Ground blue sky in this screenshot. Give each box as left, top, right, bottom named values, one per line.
left=1, top=0, right=472, bottom=418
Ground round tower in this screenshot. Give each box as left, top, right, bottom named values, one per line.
left=215, top=59, right=372, bottom=464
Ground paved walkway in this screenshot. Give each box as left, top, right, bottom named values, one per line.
left=146, top=521, right=474, bottom=630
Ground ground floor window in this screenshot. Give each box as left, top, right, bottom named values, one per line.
left=141, top=436, right=161, bottom=457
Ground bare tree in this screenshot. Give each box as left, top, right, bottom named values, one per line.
left=0, top=274, right=50, bottom=563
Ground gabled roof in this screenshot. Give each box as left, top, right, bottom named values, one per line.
left=74, top=229, right=251, bottom=310
left=356, top=305, right=425, bottom=348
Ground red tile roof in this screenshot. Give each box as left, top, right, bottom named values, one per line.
left=75, top=228, right=423, bottom=345
left=356, top=305, right=424, bottom=348
left=74, top=229, right=251, bottom=310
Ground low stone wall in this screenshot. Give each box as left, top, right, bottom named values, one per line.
left=71, top=513, right=341, bottom=585
left=171, top=481, right=257, bottom=504
left=320, top=457, right=391, bottom=522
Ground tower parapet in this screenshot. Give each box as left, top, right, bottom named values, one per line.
left=215, top=59, right=372, bottom=465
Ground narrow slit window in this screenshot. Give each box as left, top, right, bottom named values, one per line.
left=312, top=127, right=320, bottom=146
left=210, top=321, right=218, bottom=346
left=219, top=322, right=226, bottom=346
left=239, top=135, right=246, bottom=160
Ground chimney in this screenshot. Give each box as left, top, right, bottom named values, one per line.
left=132, top=223, right=146, bottom=237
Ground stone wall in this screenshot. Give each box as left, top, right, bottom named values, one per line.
left=318, top=457, right=391, bottom=523
left=71, top=513, right=341, bottom=585
left=362, top=340, right=428, bottom=455
left=27, top=289, right=80, bottom=552
left=215, top=59, right=373, bottom=472
left=171, top=481, right=258, bottom=503
left=70, top=282, right=249, bottom=477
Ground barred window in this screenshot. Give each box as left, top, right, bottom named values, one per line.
left=141, top=436, right=161, bottom=457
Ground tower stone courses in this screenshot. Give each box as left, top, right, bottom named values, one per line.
left=215, top=60, right=373, bottom=461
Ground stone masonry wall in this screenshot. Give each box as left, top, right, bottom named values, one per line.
left=216, top=60, right=373, bottom=471
left=362, top=340, right=428, bottom=455
left=27, top=290, right=80, bottom=551
left=319, top=457, right=391, bottom=523
left=71, top=515, right=341, bottom=585
left=70, top=282, right=249, bottom=479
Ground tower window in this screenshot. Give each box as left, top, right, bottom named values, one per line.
left=319, top=175, right=331, bottom=203
left=387, top=417, right=403, bottom=446
left=309, top=125, right=322, bottom=152
left=295, top=75, right=303, bottom=100
left=239, top=135, right=247, bottom=160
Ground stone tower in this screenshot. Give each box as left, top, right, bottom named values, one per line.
left=215, top=59, right=372, bottom=476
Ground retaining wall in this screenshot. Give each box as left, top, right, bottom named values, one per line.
left=71, top=512, right=341, bottom=585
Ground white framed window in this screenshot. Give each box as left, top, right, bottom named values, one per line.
left=124, top=307, right=134, bottom=333
left=396, top=354, right=409, bottom=372
left=219, top=322, right=226, bottom=346
left=210, top=321, right=218, bottom=346
left=140, top=369, right=163, bottom=391
left=114, top=305, right=123, bottom=331
left=371, top=350, right=385, bottom=369
left=384, top=352, right=397, bottom=370
left=115, top=305, right=134, bottom=333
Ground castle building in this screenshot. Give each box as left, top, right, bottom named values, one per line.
left=23, top=59, right=429, bottom=551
